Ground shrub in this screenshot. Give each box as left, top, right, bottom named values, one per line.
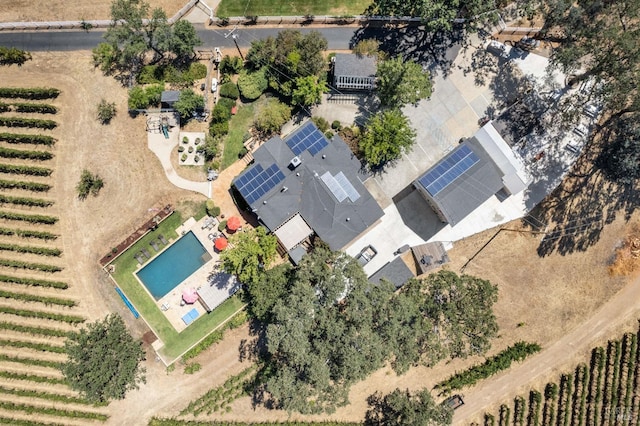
left=188, top=62, right=208, bottom=80
left=0, top=146, right=53, bottom=161
left=183, top=136, right=189, bottom=144
left=0, top=179, right=50, bottom=192
left=137, top=65, right=163, bottom=84
left=0, top=47, right=32, bottom=66
left=217, top=97, right=236, bottom=110
left=238, top=146, right=248, bottom=158
left=188, top=146, right=194, bottom=153
left=181, top=153, right=188, bottom=162
left=220, top=55, right=244, bottom=74
left=0, top=133, right=56, bottom=146
left=145, top=84, right=164, bottom=107
left=0, top=274, right=66, bottom=288
left=238, top=68, right=268, bottom=100
left=331, top=120, right=342, bottom=130
left=128, top=86, right=148, bottom=110
left=0, top=211, right=58, bottom=224
left=254, top=98, right=291, bottom=136
left=203, top=135, right=220, bottom=160
left=218, top=220, right=227, bottom=232
left=325, top=131, right=334, bottom=139
left=312, top=116, right=330, bottom=133
left=0, top=194, right=53, bottom=207
left=174, top=89, right=205, bottom=121
left=0, top=228, right=58, bottom=240
left=211, top=103, right=231, bottom=123
left=0, top=117, right=57, bottom=129
left=76, top=169, right=104, bottom=200
left=178, top=146, right=185, bottom=152
left=209, top=121, right=229, bottom=137
left=97, top=99, right=117, bottom=124
left=0, top=259, right=62, bottom=272
left=194, top=155, right=200, bottom=163
left=205, top=200, right=221, bottom=217
left=219, top=82, right=240, bottom=100
left=184, top=363, right=202, bottom=374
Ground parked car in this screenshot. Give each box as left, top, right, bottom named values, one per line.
left=211, top=77, right=218, bottom=93
left=356, top=245, right=377, bottom=265
left=444, top=394, right=465, bottom=410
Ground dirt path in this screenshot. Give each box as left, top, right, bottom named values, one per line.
left=454, top=275, right=640, bottom=424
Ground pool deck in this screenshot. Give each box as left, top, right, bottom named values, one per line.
left=136, top=216, right=226, bottom=333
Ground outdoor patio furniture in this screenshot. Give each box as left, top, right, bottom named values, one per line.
left=150, top=240, right=159, bottom=251
left=208, top=233, right=215, bottom=240
left=142, top=248, right=151, bottom=258
left=158, top=234, right=168, bottom=245
left=135, top=253, right=145, bottom=264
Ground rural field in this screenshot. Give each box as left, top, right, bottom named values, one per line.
left=0, top=35, right=639, bottom=426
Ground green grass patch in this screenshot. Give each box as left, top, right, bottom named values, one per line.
left=221, top=102, right=256, bottom=170
left=216, top=0, right=371, bottom=16
left=110, top=212, right=245, bottom=361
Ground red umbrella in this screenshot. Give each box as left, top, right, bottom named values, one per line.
left=226, top=216, right=242, bottom=232
left=214, top=236, right=228, bottom=251
left=182, top=288, right=198, bottom=304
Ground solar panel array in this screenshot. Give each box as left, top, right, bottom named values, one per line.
left=285, top=121, right=328, bottom=156
left=321, top=171, right=360, bottom=203
left=418, top=145, right=480, bottom=197
left=235, top=163, right=286, bottom=205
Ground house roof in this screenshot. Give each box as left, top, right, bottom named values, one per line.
left=334, top=53, right=377, bottom=78
left=368, top=257, right=415, bottom=290
left=232, top=121, right=384, bottom=251
left=273, top=213, right=313, bottom=251
left=415, top=139, right=504, bottom=225
left=161, top=90, right=180, bottom=104
left=197, top=272, right=241, bottom=312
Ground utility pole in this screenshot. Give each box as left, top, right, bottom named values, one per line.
left=232, top=34, right=244, bottom=60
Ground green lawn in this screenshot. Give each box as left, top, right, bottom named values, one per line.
left=109, top=212, right=245, bottom=362
left=221, top=102, right=255, bottom=170
left=216, top=0, right=371, bottom=17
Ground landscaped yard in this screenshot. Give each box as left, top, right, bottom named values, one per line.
left=216, top=0, right=371, bottom=18
left=109, top=211, right=245, bottom=362
left=221, top=102, right=256, bottom=170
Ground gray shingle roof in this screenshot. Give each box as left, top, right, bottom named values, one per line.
left=368, top=257, right=415, bottom=290
left=233, top=122, right=384, bottom=251
left=334, top=53, right=377, bottom=78
left=161, top=90, right=180, bottom=104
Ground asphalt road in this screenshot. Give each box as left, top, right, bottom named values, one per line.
left=0, top=25, right=361, bottom=51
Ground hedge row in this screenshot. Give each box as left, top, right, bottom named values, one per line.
left=0, top=354, right=61, bottom=369
left=0, top=103, right=8, bottom=113
left=0, top=338, right=65, bottom=353
left=0, top=194, right=54, bottom=207
left=0, top=306, right=84, bottom=323
left=0, top=370, right=66, bottom=385
left=0, top=87, right=60, bottom=100
left=0, top=210, right=58, bottom=224
left=150, top=420, right=360, bottom=426
left=0, top=320, right=69, bottom=337
left=0, top=146, right=53, bottom=161
left=12, top=103, right=58, bottom=114
left=0, top=274, right=67, bottom=288
left=0, top=179, right=50, bottom=192
left=0, top=417, right=65, bottom=426
left=436, top=342, right=542, bottom=393
left=0, top=116, right=57, bottom=129
left=0, top=163, right=52, bottom=176
left=0, top=132, right=56, bottom=146
left=0, top=385, right=92, bottom=406
left=0, top=227, right=58, bottom=240
left=0, top=258, right=62, bottom=272
left=0, top=401, right=108, bottom=421
left=0, top=242, right=61, bottom=257
left=0, top=289, right=75, bottom=307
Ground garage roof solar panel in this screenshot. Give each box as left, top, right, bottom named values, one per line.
left=286, top=121, right=328, bottom=156
left=418, top=145, right=480, bottom=197
left=235, top=163, right=285, bottom=205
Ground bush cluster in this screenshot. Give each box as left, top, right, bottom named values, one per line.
left=0, top=116, right=57, bottom=129
left=0, top=87, right=60, bottom=99
left=76, top=169, right=104, bottom=199
left=220, top=55, right=244, bottom=74
left=0, top=47, right=32, bottom=66
left=128, top=84, right=164, bottom=110
left=0, top=132, right=56, bottom=146
left=137, top=63, right=207, bottom=85
left=209, top=97, right=236, bottom=137
left=219, top=82, right=240, bottom=100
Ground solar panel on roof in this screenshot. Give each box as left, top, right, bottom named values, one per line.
left=285, top=122, right=328, bottom=156
left=417, top=145, right=480, bottom=197
left=334, top=171, right=360, bottom=202
left=235, top=163, right=285, bottom=205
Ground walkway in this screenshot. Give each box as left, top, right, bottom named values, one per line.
left=147, top=115, right=211, bottom=198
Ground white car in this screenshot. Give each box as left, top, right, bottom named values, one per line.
left=211, top=78, right=218, bottom=93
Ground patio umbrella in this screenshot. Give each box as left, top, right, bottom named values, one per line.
left=214, top=236, right=228, bottom=251
left=182, top=288, right=198, bottom=304
left=226, top=216, right=242, bottom=232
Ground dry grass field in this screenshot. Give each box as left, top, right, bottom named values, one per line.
left=0, top=1, right=182, bottom=22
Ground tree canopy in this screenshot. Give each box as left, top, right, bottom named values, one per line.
left=173, top=89, right=204, bottom=121
left=360, top=109, right=417, bottom=169
left=253, top=98, right=292, bottom=137
left=365, top=388, right=453, bottom=426
left=93, top=0, right=200, bottom=78
left=253, top=243, right=499, bottom=414
left=376, top=56, right=432, bottom=108
left=220, top=227, right=278, bottom=286
left=61, top=314, right=146, bottom=403
left=246, top=30, right=328, bottom=98
left=292, top=75, right=328, bottom=107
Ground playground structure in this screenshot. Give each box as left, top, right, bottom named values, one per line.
left=147, top=114, right=178, bottom=139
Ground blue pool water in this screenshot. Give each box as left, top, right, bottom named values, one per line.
left=137, top=231, right=208, bottom=300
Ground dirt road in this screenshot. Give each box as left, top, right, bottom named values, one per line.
left=454, top=275, right=640, bottom=424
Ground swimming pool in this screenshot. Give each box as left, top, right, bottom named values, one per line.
left=136, top=231, right=210, bottom=300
